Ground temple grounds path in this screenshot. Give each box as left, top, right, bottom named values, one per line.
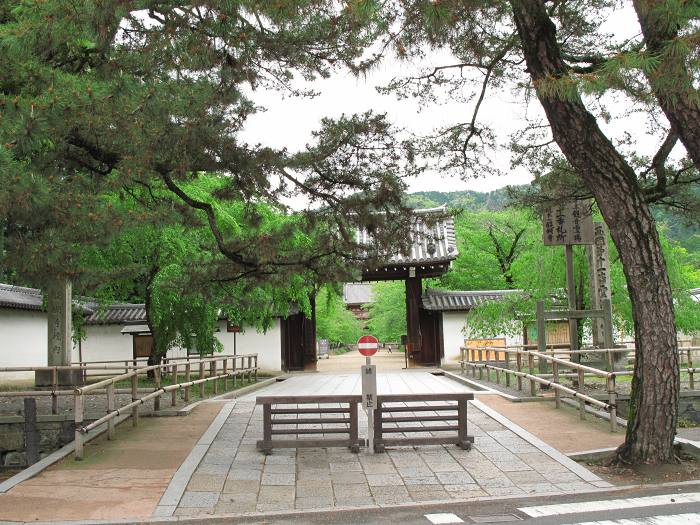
left=0, top=372, right=621, bottom=522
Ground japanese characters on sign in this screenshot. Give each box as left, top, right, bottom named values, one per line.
left=542, top=200, right=595, bottom=246
left=593, top=222, right=611, bottom=303
left=361, top=364, right=377, bottom=410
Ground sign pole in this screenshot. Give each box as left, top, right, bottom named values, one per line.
left=358, top=335, right=379, bottom=454
left=366, top=356, right=374, bottom=455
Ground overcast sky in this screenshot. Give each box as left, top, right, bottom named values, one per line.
left=239, top=6, right=666, bottom=197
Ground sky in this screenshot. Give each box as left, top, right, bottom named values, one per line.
left=238, top=6, right=667, bottom=198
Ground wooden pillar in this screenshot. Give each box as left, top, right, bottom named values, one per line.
left=565, top=245, right=580, bottom=362
left=106, top=382, right=115, bottom=440
left=405, top=276, right=422, bottom=365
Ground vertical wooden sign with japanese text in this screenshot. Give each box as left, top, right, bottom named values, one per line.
left=542, top=200, right=595, bottom=246
left=587, top=222, right=612, bottom=346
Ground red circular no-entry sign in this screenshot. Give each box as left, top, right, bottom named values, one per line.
left=357, top=335, right=379, bottom=357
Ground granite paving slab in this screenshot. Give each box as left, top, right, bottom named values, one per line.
left=158, top=373, right=610, bottom=517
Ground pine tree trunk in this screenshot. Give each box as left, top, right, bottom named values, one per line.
left=510, top=0, right=679, bottom=463
left=632, top=0, right=700, bottom=170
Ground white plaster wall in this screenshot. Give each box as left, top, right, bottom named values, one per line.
left=73, top=324, right=132, bottom=365
left=215, top=319, right=282, bottom=372
left=0, top=309, right=48, bottom=382
left=442, top=312, right=468, bottom=365
left=441, top=311, right=523, bottom=366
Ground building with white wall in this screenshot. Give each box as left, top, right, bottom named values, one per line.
left=421, top=288, right=524, bottom=367
left=0, top=283, right=287, bottom=381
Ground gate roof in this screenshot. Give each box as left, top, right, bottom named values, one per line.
left=359, top=206, right=459, bottom=280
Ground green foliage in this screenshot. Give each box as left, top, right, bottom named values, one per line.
left=449, top=208, right=700, bottom=340
left=0, top=0, right=417, bottom=301
left=366, top=281, right=406, bottom=342
left=315, top=287, right=364, bottom=345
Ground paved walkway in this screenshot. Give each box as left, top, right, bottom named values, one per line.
left=315, top=349, right=408, bottom=373
left=164, top=373, right=611, bottom=517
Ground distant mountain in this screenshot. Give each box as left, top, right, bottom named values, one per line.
left=406, top=188, right=514, bottom=211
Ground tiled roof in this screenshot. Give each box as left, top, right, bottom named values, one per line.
left=85, top=303, right=146, bottom=325
left=0, top=282, right=145, bottom=323
left=422, top=288, right=521, bottom=311
left=358, top=206, right=458, bottom=266
left=0, top=283, right=44, bottom=311
left=343, top=283, right=375, bottom=305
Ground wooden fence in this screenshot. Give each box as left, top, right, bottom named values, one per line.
left=256, top=393, right=475, bottom=454
left=0, top=353, right=258, bottom=460
left=373, top=393, right=474, bottom=452
left=460, top=345, right=619, bottom=431
left=256, top=395, right=362, bottom=454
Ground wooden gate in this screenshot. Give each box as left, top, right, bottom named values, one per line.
left=256, top=395, right=362, bottom=453
left=372, top=393, right=474, bottom=452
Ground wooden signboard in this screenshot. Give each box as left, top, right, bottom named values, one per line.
left=543, top=200, right=594, bottom=246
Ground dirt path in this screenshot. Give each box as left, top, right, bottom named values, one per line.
left=0, top=401, right=224, bottom=522
left=479, top=396, right=624, bottom=454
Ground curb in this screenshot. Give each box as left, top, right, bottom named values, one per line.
left=14, top=479, right=700, bottom=525
left=154, top=401, right=237, bottom=516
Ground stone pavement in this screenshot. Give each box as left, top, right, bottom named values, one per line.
left=165, top=373, right=611, bottom=517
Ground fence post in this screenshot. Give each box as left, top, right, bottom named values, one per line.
left=261, top=402, right=272, bottom=454
left=74, top=392, right=84, bottom=460
left=184, top=363, right=191, bottom=403
left=131, top=373, right=139, bottom=427
left=528, top=353, right=536, bottom=396
left=349, top=400, right=360, bottom=453
left=689, top=349, right=695, bottom=390
left=51, top=367, right=58, bottom=415
left=504, top=351, right=511, bottom=388
left=516, top=351, right=523, bottom=391
left=223, top=359, right=228, bottom=390
left=247, top=355, right=253, bottom=382
left=608, top=375, right=617, bottom=432
left=254, top=355, right=258, bottom=382
left=171, top=363, right=178, bottom=407
left=457, top=397, right=471, bottom=450
left=374, top=400, right=384, bottom=453
left=154, top=365, right=161, bottom=411
left=478, top=349, right=483, bottom=380
left=552, top=361, right=560, bottom=409
left=24, top=398, right=39, bottom=466
left=212, top=360, right=218, bottom=395
left=577, top=370, right=587, bottom=420
left=199, top=361, right=205, bottom=398
left=106, top=382, right=116, bottom=440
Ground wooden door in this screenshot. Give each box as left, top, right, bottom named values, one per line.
left=133, top=335, right=153, bottom=359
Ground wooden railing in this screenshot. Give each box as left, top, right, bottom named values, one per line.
left=256, top=395, right=362, bottom=454
left=73, top=353, right=257, bottom=459
left=373, top=393, right=474, bottom=452
left=0, top=354, right=258, bottom=460
left=460, top=345, right=620, bottom=432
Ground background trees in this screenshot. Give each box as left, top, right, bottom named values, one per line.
left=365, top=0, right=700, bottom=464
left=0, top=1, right=421, bottom=362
